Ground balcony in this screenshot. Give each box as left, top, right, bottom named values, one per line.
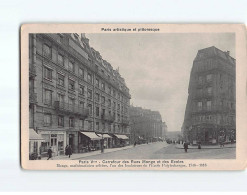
left=29, top=92, right=37, bottom=104
left=101, top=113, right=115, bottom=123
left=54, top=101, right=89, bottom=118
left=29, top=64, right=36, bottom=78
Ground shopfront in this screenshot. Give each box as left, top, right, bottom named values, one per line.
left=37, top=129, right=66, bottom=156
left=96, top=133, right=112, bottom=149
left=29, top=129, right=45, bottom=159
left=112, top=134, right=129, bottom=147
left=79, top=131, right=101, bottom=152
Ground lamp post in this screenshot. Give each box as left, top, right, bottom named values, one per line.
left=101, top=134, right=104, bottom=153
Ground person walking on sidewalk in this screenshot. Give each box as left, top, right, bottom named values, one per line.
left=183, top=142, right=189, bottom=153
left=67, top=145, right=72, bottom=158
left=47, top=147, right=52, bottom=160
left=65, top=145, right=69, bottom=156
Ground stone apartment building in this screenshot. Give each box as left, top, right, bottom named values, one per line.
left=129, top=106, right=165, bottom=143
left=29, top=33, right=131, bottom=156
left=183, top=46, right=236, bottom=145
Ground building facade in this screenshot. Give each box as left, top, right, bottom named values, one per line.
left=29, top=33, right=131, bottom=157
left=183, top=46, right=236, bottom=145
left=129, top=106, right=165, bottom=143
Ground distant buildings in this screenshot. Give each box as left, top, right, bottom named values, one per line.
left=129, top=106, right=166, bottom=143
left=183, top=46, right=236, bottom=145
left=29, top=33, right=131, bottom=157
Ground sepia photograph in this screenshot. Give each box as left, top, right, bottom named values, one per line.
left=28, top=32, right=236, bottom=160
left=20, top=23, right=247, bottom=170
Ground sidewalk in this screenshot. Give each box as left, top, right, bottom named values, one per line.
left=175, top=143, right=236, bottom=149
left=42, top=143, right=146, bottom=160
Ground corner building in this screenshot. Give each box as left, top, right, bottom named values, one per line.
left=29, top=33, right=131, bottom=156
left=183, top=46, right=236, bottom=145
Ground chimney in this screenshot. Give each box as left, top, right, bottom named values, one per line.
left=225, top=51, right=230, bottom=55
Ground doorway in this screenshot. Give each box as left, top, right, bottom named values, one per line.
left=69, top=134, right=74, bottom=151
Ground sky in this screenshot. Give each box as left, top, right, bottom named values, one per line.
left=86, top=33, right=235, bottom=132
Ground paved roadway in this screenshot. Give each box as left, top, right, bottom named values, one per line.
left=79, top=142, right=236, bottom=159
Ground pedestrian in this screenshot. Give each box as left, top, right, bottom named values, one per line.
left=47, top=147, right=52, bottom=160
left=183, top=142, right=188, bottom=153
left=134, top=141, right=136, bottom=147
left=67, top=145, right=72, bottom=158
left=65, top=145, right=69, bottom=156
left=198, top=141, right=201, bottom=149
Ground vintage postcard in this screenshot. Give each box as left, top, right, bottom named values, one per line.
left=21, top=24, right=247, bottom=170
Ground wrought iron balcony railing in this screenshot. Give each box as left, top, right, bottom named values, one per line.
left=54, top=101, right=89, bottom=117
left=101, top=113, right=115, bottom=123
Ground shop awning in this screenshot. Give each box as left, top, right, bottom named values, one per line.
left=114, top=134, right=129, bottom=140
left=29, top=129, right=45, bottom=141
left=80, top=131, right=101, bottom=140
left=97, top=134, right=112, bottom=139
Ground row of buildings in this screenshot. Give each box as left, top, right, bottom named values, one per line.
left=129, top=106, right=167, bottom=144
left=29, top=33, right=131, bottom=157
left=182, top=46, right=236, bottom=145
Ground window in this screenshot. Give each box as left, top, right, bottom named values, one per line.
left=118, top=114, right=120, bottom=122
left=207, top=87, right=212, bottom=95
left=102, top=109, right=105, bottom=116
left=43, top=44, right=51, bottom=58
left=102, top=123, right=105, bottom=131
left=79, top=68, right=84, bottom=77
left=101, top=82, right=105, bottom=90
left=206, top=74, right=212, bottom=82
left=79, top=85, right=85, bottom=95
left=118, top=104, right=120, bottom=110
left=79, top=119, right=84, bottom=129
left=68, top=98, right=74, bottom=106
left=96, top=122, right=99, bottom=131
left=87, top=73, right=92, bottom=83
left=87, top=89, right=92, bottom=99
left=88, top=121, right=92, bottom=130
left=57, top=74, right=64, bottom=86
left=44, top=114, right=51, bottom=126
left=58, top=54, right=64, bottom=66
left=69, top=117, right=75, bottom=127
left=88, top=104, right=92, bottom=115
left=95, top=93, right=100, bottom=102
left=68, top=61, right=74, bottom=72
left=198, top=76, right=203, bottom=84
left=95, top=78, right=99, bottom=87
left=68, top=79, right=75, bottom=91
left=96, top=107, right=100, bottom=117
left=197, top=101, right=202, bottom=111
left=79, top=101, right=84, bottom=108
left=45, top=90, right=52, bottom=105
left=57, top=93, right=64, bottom=104
left=58, top=115, right=64, bottom=127
left=207, top=101, right=212, bottom=110
left=101, top=96, right=105, bottom=104
left=108, top=99, right=111, bottom=107
left=44, top=67, right=52, bottom=80
left=113, top=101, right=116, bottom=109
left=198, top=89, right=203, bottom=96
left=108, top=86, right=111, bottom=94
